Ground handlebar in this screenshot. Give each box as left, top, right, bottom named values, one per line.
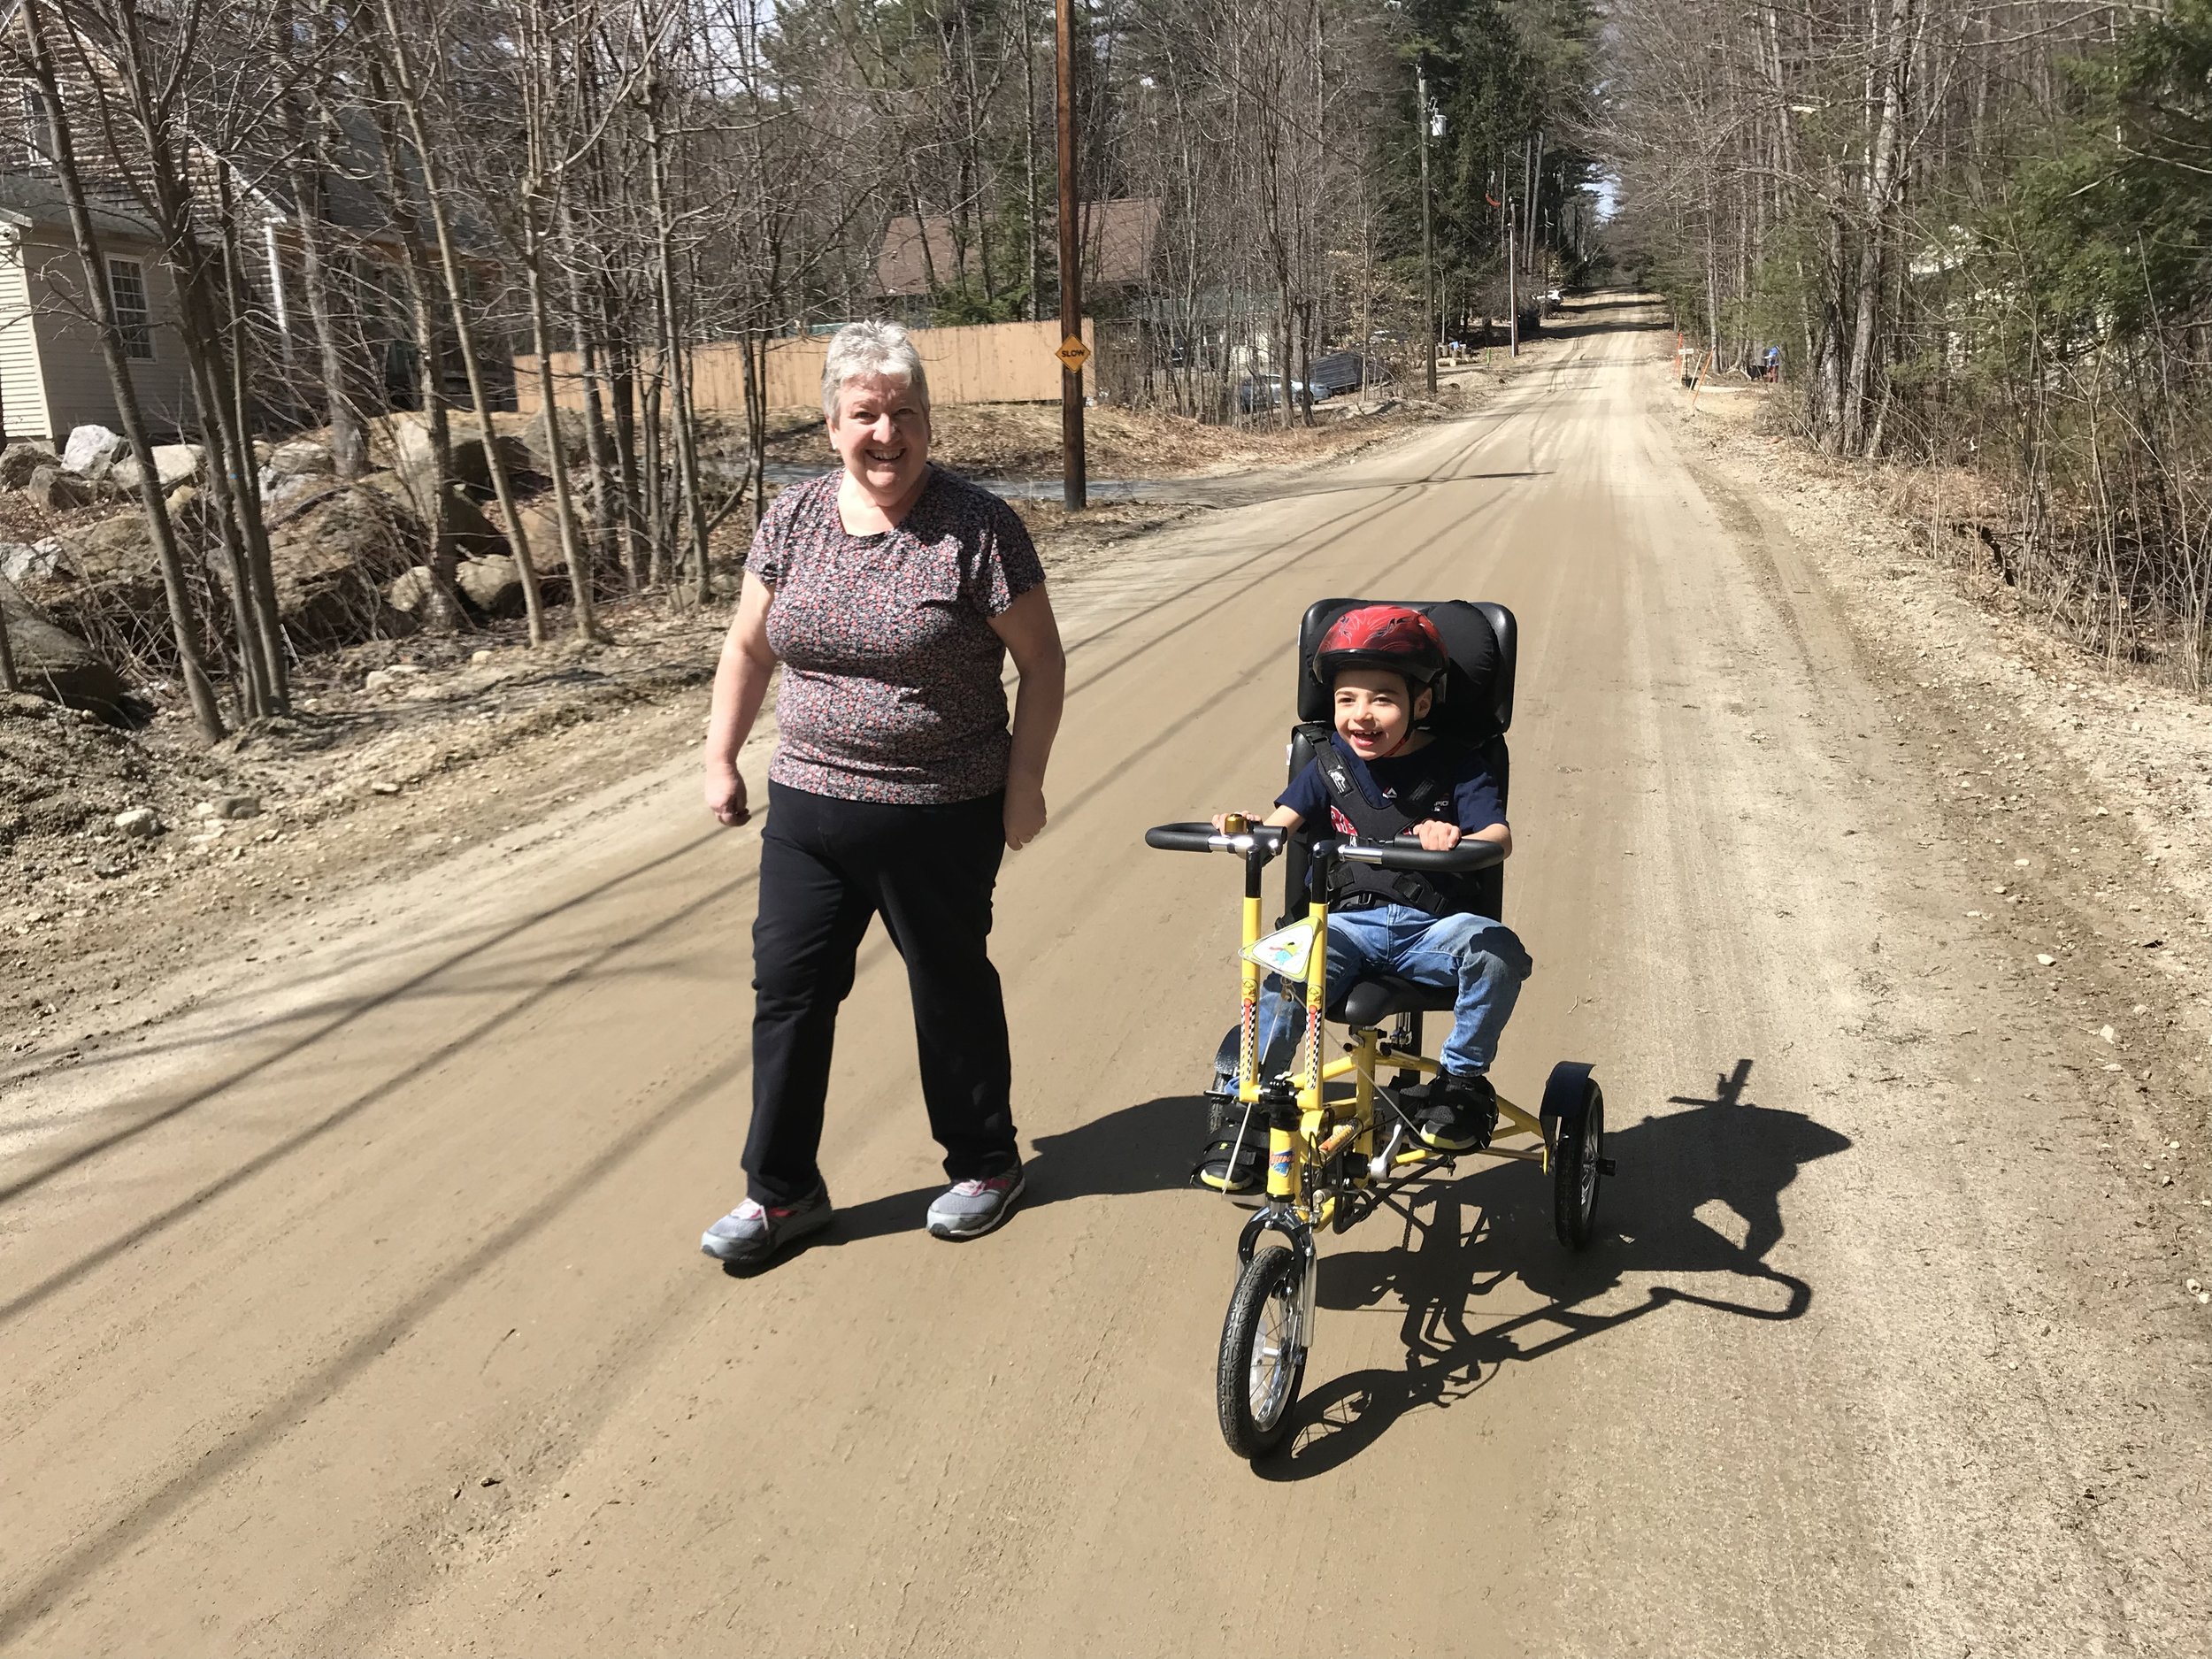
left=1335, top=834, right=1507, bottom=874
left=1144, top=821, right=1289, bottom=858
left=1145, top=822, right=1502, bottom=873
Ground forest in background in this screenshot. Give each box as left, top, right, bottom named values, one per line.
left=1601, top=0, right=2212, bottom=691
left=0, top=0, right=1600, bottom=740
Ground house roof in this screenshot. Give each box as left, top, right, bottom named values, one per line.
left=873, top=197, right=1162, bottom=296
left=0, top=171, right=157, bottom=242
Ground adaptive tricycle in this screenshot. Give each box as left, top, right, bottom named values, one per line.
left=1146, top=597, right=1610, bottom=1459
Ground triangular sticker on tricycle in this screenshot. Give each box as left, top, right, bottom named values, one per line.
left=1241, top=918, right=1318, bottom=981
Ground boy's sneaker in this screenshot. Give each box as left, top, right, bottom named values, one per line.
left=1416, top=1071, right=1496, bottom=1153
left=700, top=1185, right=833, bottom=1267
left=926, top=1167, right=1026, bottom=1240
left=1195, top=1102, right=1265, bottom=1195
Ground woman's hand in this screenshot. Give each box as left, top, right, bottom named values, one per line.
left=1004, top=780, right=1048, bottom=849
left=1412, top=820, right=1463, bottom=851
left=705, top=761, right=750, bottom=827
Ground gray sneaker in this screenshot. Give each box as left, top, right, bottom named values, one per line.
left=926, top=1167, right=1025, bottom=1240
left=700, top=1186, right=832, bottom=1267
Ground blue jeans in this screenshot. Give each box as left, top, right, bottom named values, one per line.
left=1224, top=904, right=1533, bottom=1086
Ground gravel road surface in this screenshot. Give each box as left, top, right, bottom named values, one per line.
left=4, top=297, right=2207, bottom=1657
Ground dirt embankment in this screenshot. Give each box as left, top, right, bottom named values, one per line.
left=0, top=469, right=1227, bottom=1060
left=1675, top=367, right=2212, bottom=1294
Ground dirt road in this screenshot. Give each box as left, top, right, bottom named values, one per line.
left=5, top=298, right=2208, bottom=1656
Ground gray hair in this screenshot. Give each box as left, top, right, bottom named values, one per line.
left=821, top=319, right=930, bottom=422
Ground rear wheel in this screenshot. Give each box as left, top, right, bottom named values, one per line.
left=1550, top=1078, right=1605, bottom=1249
left=1217, top=1245, right=1306, bottom=1458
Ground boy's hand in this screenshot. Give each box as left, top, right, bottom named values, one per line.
left=1210, top=811, right=1259, bottom=833
left=1413, top=820, right=1463, bottom=851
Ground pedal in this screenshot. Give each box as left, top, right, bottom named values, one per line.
left=1367, top=1120, right=1407, bottom=1181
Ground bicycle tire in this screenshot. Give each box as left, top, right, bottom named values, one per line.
left=1217, top=1244, right=1305, bottom=1458
left=1551, top=1079, right=1605, bottom=1249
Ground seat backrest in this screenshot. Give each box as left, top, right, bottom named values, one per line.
left=1295, top=597, right=1516, bottom=741
left=1283, top=598, right=1518, bottom=924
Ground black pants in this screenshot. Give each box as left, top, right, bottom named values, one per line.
left=744, top=780, right=1017, bottom=1204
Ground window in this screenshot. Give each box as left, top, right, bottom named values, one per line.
left=19, top=81, right=53, bottom=169
left=107, top=258, right=153, bottom=360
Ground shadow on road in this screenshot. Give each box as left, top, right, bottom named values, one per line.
left=1256, top=1057, right=1847, bottom=1480
left=717, top=1093, right=1196, bottom=1275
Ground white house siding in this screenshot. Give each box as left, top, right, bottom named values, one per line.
left=0, top=233, right=48, bottom=443
left=19, top=233, right=193, bottom=442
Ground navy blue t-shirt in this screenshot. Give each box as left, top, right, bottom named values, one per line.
left=1277, top=733, right=1505, bottom=837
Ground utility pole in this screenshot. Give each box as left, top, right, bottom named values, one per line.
left=1055, top=0, right=1086, bottom=511
left=1525, top=129, right=1544, bottom=277
left=1417, top=60, right=1435, bottom=395
left=1506, top=186, right=1519, bottom=359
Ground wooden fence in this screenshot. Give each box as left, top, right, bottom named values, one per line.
left=514, top=318, right=1096, bottom=416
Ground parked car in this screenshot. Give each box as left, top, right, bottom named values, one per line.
left=1234, top=373, right=1316, bottom=412
left=1307, top=350, right=1391, bottom=397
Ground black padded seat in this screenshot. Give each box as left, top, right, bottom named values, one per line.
left=1333, top=973, right=1453, bottom=1028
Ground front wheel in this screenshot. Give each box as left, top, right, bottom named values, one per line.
left=1217, top=1245, right=1306, bottom=1458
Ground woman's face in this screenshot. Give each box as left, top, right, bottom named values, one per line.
left=828, top=372, right=931, bottom=503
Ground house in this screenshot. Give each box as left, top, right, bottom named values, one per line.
left=0, top=112, right=194, bottom=442
left=0, top=4, right=488, bottom=448
left=872, top=197, right=1164, bottom=316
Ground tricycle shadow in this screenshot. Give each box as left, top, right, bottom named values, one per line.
left=1258, top=1057, right=1846, bottom=1481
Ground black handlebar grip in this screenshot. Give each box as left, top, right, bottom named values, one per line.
left=1145, top=823, right=1220, bottom=853
left=1348, top=838, right=1508, bottom=874
left=1144, top=822, right=1288, bottom=856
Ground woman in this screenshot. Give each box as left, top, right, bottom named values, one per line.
left=698, top=320, right=1066, bottom=1270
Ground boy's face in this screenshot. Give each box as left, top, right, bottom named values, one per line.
left=1332, top=667, right=1432, bottom=761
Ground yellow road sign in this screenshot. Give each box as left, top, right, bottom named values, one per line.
left=1055, top=335, right=1091, bottom=372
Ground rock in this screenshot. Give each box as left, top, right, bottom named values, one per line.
left=261, top=438, right=334, bottom=488
left=55, top=511, right=155, bottom=588
left=370, top=780, right=402, bottom=795
left=260, top=483, right=424, bottom=646
left=389, top=419, right=530, bottom=507
left=259, top=441, right=336, bottom=511
left=112, top=806, right=161, bottom=837
left=25, top=464, right=89, bottom=511
left=470, top=648, right=495, bottom=664
left=201, top=794, right=260, bottom=820
left=110, top=443, right=201, bottom=495
left=360, top=472, right=504, bottom=557
left=445, top=485, right=509, bottom=557
left=520, top=409, right=589, bottom=474
left=386, top=565, right=442, bottom=615
left=59, top=425, right=122, bottom=477
left=4, top=690, right=50, bottom=717
left=512, top=496, right=573, bottom=562
left=0, top=573, right=139, bottom=720
left=456, top=553, right=526, bottom=618
left=2037, top=953, right=2056, bottom=965
left=0, top=439, right=57, bottom=488
left=362, top=663, right=426, bottom=693
left=0, top=538, right=65, bottom=582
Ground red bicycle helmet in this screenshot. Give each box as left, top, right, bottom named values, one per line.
left=1311, top=603, right=1448, bottom=692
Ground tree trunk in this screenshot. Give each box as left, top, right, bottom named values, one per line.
left=369, top=0, right=546, bottom=643
left=361, top=69, right=464, bottom=631
left=282, top=25, right=367, bottom=480
left=19, top=0, right=222, bottom=738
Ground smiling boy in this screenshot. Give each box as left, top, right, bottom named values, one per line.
left=1199, top=605, right=1533, bottom=1192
